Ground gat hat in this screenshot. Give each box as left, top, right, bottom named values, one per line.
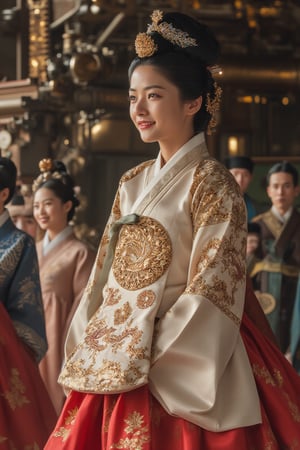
left=247, top=222, right=261, bottom=235
left=224, top=156, right=254, bottom=174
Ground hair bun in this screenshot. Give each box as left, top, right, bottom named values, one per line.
left=53, top=160, right=67, bottom=174
left=162, top=12, right=220, bottom=65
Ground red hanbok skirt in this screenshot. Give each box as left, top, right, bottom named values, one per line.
left=44, top=315, right=300, bottom=450
left=0, top=303, right=57, bottom=450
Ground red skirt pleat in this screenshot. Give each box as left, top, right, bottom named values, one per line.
left=44, top=313, right=300, bottom=450
left=0, top=303, right=57, bottom=450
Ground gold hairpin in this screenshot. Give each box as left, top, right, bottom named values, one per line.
left=206, top=82, right=222, bottom=135
left=32, top=158, right=64, bottom=192
left=135, top=9, right=197, bottom=58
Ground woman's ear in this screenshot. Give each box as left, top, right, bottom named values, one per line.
left=0, top=187, right=10, bottom=205
left=63, top=200, right=73, bottom=215
left=186, top=96, right=202, bottom=116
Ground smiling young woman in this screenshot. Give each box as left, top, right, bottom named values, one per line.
left=45, top=10, right=300, bottom=450
left=32, top=159, right=95, bottom=415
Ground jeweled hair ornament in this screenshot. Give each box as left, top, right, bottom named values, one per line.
left=32, top=158, right=64, bottom=192
left=135, top=10, right=197, bottom=58
left=206, top=81, right=222, bottom=135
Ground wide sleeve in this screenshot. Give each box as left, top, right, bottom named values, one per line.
left=149, top=168, right=261, bottom=430
left=64, top=188, right=122, bottom=358
left=5, top=233, right=47, bottom=362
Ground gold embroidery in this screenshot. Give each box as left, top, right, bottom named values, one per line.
left=190, top=160, right=244, bottom=234
left=186, top=274, right=241, bottom=326
left=112, top=216, right=172, bottom=290
left=111, top=411, right=150, bottom=450
left=53, top=407, right=78, bottom=442
left=104, top=287, right=122, bottom=306
left=136, top=290, right=156, bottom=309
left=253, top=363, right=300, bottom=423
left=114, top=302, right=132, bottom=325
left=2, top=368, right=30, bottom=410
left=103, top=397, right=117, bottom=433
left=59, top=312, right=149, bottom=392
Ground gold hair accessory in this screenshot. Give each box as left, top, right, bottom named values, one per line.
left=135, top=9, right=197, bottom=58
left=206, top=81, right=222, bottom=135
left=32, top=158, right=64, bottom=192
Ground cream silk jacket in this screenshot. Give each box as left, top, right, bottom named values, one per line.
left=59, top=133, right=261, bottom=431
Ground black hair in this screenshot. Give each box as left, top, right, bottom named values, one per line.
left=128, top=11, right=220, bottom=133
left=34, top=160, right=80, bottom=221
left=266, top=161, right=299, bottom=187
left=0, top=157, right=17, bottom=204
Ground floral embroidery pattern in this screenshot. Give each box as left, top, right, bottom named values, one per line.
left=104, top=287, right=122, bottom=306
left=190, top=160, right=244, bottom=234
left=2, top=368, right=30, bottom=410
left=53, top=407, right=78, bottom=442
left=253, top=363, right=300, bottom=422
left=112, top=216, right=172, bottom=291
left=111, top=411, right=150, bottom=450
left=114, top=302, right=132, bottom=325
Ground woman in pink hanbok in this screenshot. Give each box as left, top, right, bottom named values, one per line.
left=33, top=159, right=95, bottom=415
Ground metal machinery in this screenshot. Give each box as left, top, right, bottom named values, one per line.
left=0, top=0, right=300, bottom=235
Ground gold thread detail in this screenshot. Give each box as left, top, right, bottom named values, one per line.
left=112, top=216, right=172, bottom=290
left=206, top=81, right=222, bottom=135
left=135, top=9, right=197, bottom=58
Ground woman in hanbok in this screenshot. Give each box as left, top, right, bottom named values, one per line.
left=32, top=159, right=95, bottom=415
left=0, top=157, right=57, bottom=449
left=45, top=10, right=300, bottom=450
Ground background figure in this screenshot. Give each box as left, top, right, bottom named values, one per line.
left=224, top=155, right=257, bottom=220
left=45, top=10, right=300, bottom=450
left=33, top=159, right=95, bottom=415
left=7, top=184, right=38, bottom=239
left=0, top=157, right=56, bottom=448
left=252, top=160, right=300, bottom=371
left=246, top=222, right=263, bottom=276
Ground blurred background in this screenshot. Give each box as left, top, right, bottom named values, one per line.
left=1, top=0, right=300, bottom=242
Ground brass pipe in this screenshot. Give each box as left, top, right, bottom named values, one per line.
left=216, top=59, right=300, bottom=91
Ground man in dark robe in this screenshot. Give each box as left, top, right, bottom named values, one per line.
left=252, top=161, right=300, bottom=373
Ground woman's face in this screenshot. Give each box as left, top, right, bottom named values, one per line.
left=129, top=64, right=201, bottom=159
left=33, top=187, right=71, bottom=235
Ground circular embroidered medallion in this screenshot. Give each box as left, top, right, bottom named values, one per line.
left=136, top=290, right=156, bottom=309
left=112, top=216, right=172, bottom=290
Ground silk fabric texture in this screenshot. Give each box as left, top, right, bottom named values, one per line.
left=58, top=133, right=261, bottom=431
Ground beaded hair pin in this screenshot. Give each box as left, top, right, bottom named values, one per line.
left=32, top=158, right=64, bottom=192
left=135, top=10, right=197, bottom=58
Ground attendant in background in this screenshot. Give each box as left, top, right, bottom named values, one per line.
left=32, top=158, right=95, bottom=415
left=224, top=155, right=257, bottom=220
left=0, top=157, right=56, bottom=449
left=252, top=160, right=300, bottom=371
left=7, top=184, right=38, bottom=239
left=246, top=222, right=263, bottom=276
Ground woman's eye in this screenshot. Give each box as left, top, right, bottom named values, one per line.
left=128, top=95, right=136, bottom=103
